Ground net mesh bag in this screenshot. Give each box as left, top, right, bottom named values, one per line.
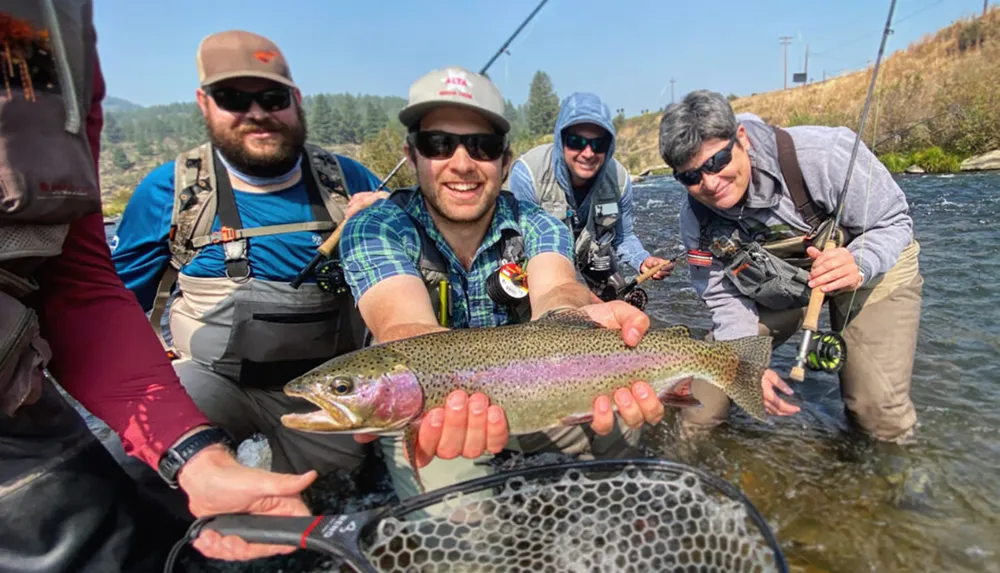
left=361, top=460, right=785, bottom=573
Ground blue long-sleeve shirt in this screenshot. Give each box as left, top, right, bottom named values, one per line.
left=111, top=155, right=382, bottom=311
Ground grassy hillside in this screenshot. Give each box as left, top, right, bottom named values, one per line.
left=615, top=7, right=1000, bottom=174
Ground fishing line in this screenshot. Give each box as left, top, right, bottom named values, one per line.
left=838, top=64, right=887, bottom=335
left=790, top=0, right=899, bottom=381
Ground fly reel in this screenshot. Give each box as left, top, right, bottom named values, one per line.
left=314, top=258, right=349, bottom=296
left=806, top=331, right=847, bottom=373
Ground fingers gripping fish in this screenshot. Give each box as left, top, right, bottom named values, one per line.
left=281, top=310, right=772, bottom=492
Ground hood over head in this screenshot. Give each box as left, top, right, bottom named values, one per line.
left=552, top=92, right=617, bottom=192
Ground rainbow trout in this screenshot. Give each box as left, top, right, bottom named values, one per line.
left=281, top=310, right=772, bottom=488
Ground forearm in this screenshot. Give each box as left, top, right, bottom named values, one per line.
left=530, top=282, right=597, bottom=319
left=375, top=322, right=448, bottom=344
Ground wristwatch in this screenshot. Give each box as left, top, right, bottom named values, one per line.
left=157, top=426, right=236, bottom=488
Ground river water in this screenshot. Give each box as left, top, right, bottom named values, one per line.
left=96, top=172, right=1000, bottom=572
left=633, top=172, right=1000, bottom=573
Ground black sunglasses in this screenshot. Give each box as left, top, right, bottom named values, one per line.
left=206, top=86, right=292, bottom=113
left=408, top=130, right=507, bottom=162
left=563, top=132, right=611, bottom=154
left=673, top=137, right=738, bottom=186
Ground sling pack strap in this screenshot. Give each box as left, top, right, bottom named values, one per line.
left=387, top=190, right=448, bottom=277
left=189, top=221, right=334, bottom=248
left=387, top=188, right=529, bottom=325
left=147, top=265, right=177, bottom=352
left=772, top=127, right=822, bottom=229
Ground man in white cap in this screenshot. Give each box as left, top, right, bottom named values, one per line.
left=339, top=66, right=666, bottom=500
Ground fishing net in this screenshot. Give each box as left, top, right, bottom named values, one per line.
left=360, top=459, right=786, bottom=573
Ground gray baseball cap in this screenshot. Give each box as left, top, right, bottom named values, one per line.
left=398, top=66, right=510, bottom=134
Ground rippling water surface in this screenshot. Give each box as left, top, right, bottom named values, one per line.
left=634, top=172, right=1000, bottom=573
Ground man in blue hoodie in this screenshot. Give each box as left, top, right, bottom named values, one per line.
left=509, top=92, right=673, bottom=303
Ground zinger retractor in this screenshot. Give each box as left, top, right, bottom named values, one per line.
left=486, top=262, right=529, bottom=307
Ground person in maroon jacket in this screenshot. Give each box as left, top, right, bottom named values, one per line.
left=0, top=5, right=318, bottom=571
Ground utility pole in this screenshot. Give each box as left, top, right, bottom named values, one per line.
left=804, top=44, right=809, bottom=84
left=670, top=77, right=675, bottom=103
left=779, top=36, right=793, bottom=90
left=985, top=0, right=989, bottom=16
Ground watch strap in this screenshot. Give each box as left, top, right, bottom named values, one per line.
left=157, top=427, right=235, bottom=488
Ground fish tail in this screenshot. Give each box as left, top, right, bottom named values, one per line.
left=719, top=335, right=773, bottom=421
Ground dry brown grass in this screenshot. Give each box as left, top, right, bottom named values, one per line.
left=617, top=7, right=1000, bottom=171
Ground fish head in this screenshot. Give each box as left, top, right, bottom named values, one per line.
left=281, top=346, right=423, bottom=434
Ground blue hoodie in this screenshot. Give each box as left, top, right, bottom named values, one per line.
left=509, top=92, right=650, bottom=272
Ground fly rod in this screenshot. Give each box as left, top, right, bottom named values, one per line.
left=290, top=0, right=551, bottom=289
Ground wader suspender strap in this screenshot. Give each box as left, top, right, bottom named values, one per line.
left=211, top=152, right=336, bottom=280
left=773, top=127, right=823, bottom=229
left=212, top=154, right=251, bottom=280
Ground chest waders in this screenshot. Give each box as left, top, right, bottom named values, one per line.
left=149, top=143, right=368, bottom=389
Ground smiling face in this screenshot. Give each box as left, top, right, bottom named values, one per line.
left=676, top=125, right=753, bottom=210
left=196, top=76, right=306, bottom=178
left=404, top=106, right=509, bottom=226
left=562, top=123, right=610, bottom=188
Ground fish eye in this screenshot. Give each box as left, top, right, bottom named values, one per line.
left=332, top=377, right=353, bottom=395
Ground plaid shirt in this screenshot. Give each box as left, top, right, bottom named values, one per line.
left=341, top=188, right=574, bottom=328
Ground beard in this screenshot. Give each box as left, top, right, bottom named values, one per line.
left=207, top=105, right=308, bottom=178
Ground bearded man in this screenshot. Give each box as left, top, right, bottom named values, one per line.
left=112, top=30, right=386, bottom=487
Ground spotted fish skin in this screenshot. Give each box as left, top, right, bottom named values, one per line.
left=281, top=311, right=772, bottom=436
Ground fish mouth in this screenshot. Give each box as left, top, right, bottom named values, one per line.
left=281, top=389, right=364, bottom=433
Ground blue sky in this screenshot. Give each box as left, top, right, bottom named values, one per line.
left=94, top=0, right=990, bottom=114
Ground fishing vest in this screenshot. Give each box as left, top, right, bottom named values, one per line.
left=517, top=143, right=628, bottom=298
left=148, top=143, right=367, bottom=389
left=388, top=188, right=532, bottom=327
left=689, top=126, right=848, bottom=311
left=1, top=0, right=102, bottom=416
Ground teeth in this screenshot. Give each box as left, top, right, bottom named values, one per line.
left=446, top=182, right=479, bottom=192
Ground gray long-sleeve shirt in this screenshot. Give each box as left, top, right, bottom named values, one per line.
left=680, top=113, right=914, bottom=341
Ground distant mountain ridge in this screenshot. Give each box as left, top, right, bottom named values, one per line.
left=103, top=96, right=143, bottom=112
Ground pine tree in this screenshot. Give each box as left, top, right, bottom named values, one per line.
left=340, top=94, right=363, bottom=144
left=527, top=70, right=560, bottom=137
left=104, top=113, right=124, bottom=144
left=310, top=94, right=337, bottom=145
left=362, top=100, right=387, bottom=141
left=112, top=147, right=133, bottom=171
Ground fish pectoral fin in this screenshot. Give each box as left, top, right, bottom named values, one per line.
left=403, top=424, right=426, bottom=495
left=534, top=308, right=602, bottom=329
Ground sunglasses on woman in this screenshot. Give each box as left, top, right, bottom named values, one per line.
left=408, top=130, right=507, bottom=162
left=206, top=86, right=292, bottom=113
left=673, top=137, right=737, bottom=186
